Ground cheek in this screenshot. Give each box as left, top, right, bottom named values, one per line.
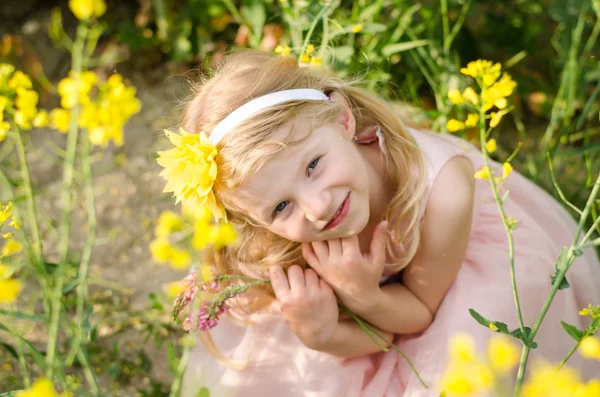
left=271, top=222, right=310, bottom=243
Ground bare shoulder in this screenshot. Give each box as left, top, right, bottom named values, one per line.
left=424, top=156, right=475, bottom=225
left=402, top=155, right=475, bottom=314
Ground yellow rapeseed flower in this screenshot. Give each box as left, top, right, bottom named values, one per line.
left=49, top=108, right=71, bottom=133
left=0, top=263, right=12, bottom=278
left=7, top=71, right=32, bottom=90
left=489, top=112, right=503, bottom=128
left=169, top=249, right=191, bottom=270
left=1, top=238, right=22, bottom=257
left=465, top=113, right=479, bottom=128
left=521, top=360, right=581, bottom=397
left=574, top=379, right=600, bottom=397
left=155, top=210, right=183, bottom=238
left=274, top=45, right=291, bottom=56
left=200, top=264, right=214, bottom=284
left=0, top=202, right=12, bottom=223
left=447, top=89, right=465, bottom=105
left=69, top=0, right=106, bottom=20
left=15, top=377, right=71, bottom=397
left=487, top=335, right=519, bottom=375
left=299, top=53, right=311, bottom=64
left=57, top=71, right=97, bottom=109
left=157, top=128, right=225, bottom=221
left=486, top=138, right=497, bottom=153
left=306, top=44, right=315, bottom=54
left=462, top=87, right=479, bottom=105
left=150, top=238, right=174, bottom=264
left=502, top=162, right=513, bottom=179
left=460, top=60, right=501, bottom=87
left=210, top=222, right=237, bottom=248
left=192, top=218, right=212, bottom=251
left=0, top=278, right=22, bottom=304
left=32, top=110, right=49, bottom=128
left=310, top=57, right=323, bottom=66
left=352, top=24, right=364, bottom=33
left=446, top=119, right=465, bottom=133
left=474, top=166, right=491, bottom=180
left=579, top=336, right=600, bottom=360
left=449, top=333, right=477, bottom=363
left=163, top=281, right=185, bottom=298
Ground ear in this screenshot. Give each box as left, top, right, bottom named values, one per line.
left=328, top=91, right=356, bottom=140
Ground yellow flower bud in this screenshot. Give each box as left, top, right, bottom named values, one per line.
left=490, top=112, right=503, bottom=128
left=462, top=87, right=479, bottom=105
left=448, top=89, right=465, bottom=105
left=306, top=44, right=315, bottom=54
left=489, top=322, right=499, bottom=331
left=446, top=119, right=465, bottom=133
left=0, top=278, right=22, bottom=304
left=474, top=166, right=491, bottom=180
left=580, top=337, right=600, bottom=360
left=486, top=138, right=497, bottom=153
left=502, top=162, right=513, bottom=179
left=465, top=113, right=479, bottom=128
left=352, top=24, right=364, bottom=33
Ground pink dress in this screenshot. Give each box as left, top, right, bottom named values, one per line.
left=182, top=128, right=600, bottom=397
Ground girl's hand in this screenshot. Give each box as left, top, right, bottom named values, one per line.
left=269, top=264, right=339, bottom=351
left=301, top=220, right=388, bottom=312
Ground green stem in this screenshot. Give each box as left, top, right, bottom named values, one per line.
left=299, top=2, right=332, bottom=58
left=45, top=20, right=88, bottom=379
left=169, top=343, right=192, bottom=397
left=65, top=120, right=97, bottom=366
left=515, top=172, right=600, bottom=394
left=478, top=107, right=527, bottom=338
left=13, top=126, right=44, bottom=268
left=440, top=0, right=449, bottom=57
left=9, top=307, right=31, bottom=388
left=445, top=0, right=472, bottom=54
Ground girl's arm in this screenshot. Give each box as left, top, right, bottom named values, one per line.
left=319, top=318, right=394, bottom=358
left=401, top=156, right=475, bottom=316
left=343, top=156, right=475, bottom=334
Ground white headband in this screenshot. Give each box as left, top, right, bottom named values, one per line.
left=208, top=89, right=330, bottom=146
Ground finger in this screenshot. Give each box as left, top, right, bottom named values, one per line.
left=318, top=277, right=333, bottom=294
left=301, top=243, right=321, bottom=271
left=370, top=220, right=388, bottom=265
left=311, top=240, right=329, bottom=262
left=304, top=268, right=319, bottom=293
left=340, top=234, right=361, bottom=257
left=327, top=238, right=342, bottom=260
left=270, top=264, right=290, bottom=299
left=287, top=265, right=306, bottom=293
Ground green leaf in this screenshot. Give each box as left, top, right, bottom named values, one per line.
left=510, top=327, right=538, bottom=348
left=0, top=310, right=44, bottom=321
left=0, top=323, right=45, bottom=369
left=561, top=321, right=586, bottom=341
left=196, top=387, right=210, bottom=397
left=550, top=270, right=570, bottom=290
left=382, top=40, right=430, bottom=57
left=468, top=309, right=509, bottom=334
left=1, top=342, right=18, bottom=359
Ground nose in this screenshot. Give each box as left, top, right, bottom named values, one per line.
left=301, top=190, right=332, bottom=223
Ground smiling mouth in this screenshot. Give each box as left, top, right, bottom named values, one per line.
left=322, top=192, right=350, bottom=231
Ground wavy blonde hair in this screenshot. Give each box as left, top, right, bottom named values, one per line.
left=182, top=49, right=427, bottom=303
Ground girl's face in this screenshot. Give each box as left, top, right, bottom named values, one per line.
left=231, top=101, right=373, bottom=243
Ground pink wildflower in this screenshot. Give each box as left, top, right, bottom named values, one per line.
left=196, top=299, right=230, bottom=331
left=182, top=316, right=192, bottom=331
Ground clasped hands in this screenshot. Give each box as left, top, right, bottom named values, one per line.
left=269, top=221, right=388, bottom=351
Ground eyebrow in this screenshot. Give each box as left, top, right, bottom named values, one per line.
left=258, top=139, right=320, bottom=221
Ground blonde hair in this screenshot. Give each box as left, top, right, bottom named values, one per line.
left=182, top=49, right=427, bottom=305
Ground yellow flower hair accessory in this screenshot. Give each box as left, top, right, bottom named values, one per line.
left=157, top=128, right=225, bottom=221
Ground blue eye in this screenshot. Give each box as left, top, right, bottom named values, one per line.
left=308, top=157, right=320, bottom=174
left=273, top=201, right=289, bottom=216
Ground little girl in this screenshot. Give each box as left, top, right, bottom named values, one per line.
left=173, top=50, right=600, bottom=396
